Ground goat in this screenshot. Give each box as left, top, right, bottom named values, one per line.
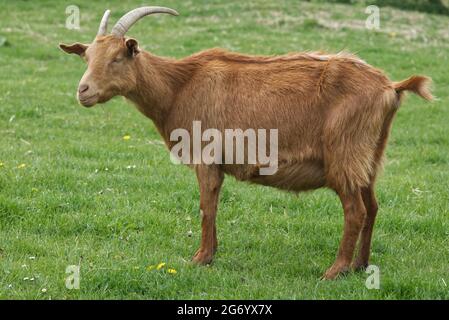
left=59, top=7, right=432, bottom=279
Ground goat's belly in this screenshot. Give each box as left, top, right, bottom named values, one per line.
left=222, top=160, right=326, bottom=192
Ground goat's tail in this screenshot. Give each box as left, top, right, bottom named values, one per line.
left=393, top=75, right=433, bottom=101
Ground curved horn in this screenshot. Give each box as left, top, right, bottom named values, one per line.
left=97, top=9, right=111, bottom=36
left=111, top=6, right=178, bottom=37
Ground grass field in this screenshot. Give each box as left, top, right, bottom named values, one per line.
left=0, top=0, right=448, bottom=299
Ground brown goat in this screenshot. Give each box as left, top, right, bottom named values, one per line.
left=60, top=7, right=432, bottom=279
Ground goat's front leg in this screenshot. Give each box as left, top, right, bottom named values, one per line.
left=323, top=189, right=366, bottom=279
left=192, top=165, right=224, bottom=265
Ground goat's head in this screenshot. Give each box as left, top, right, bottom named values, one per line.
left=59, top=7, right=178, bottom=107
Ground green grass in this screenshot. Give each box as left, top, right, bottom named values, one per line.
left=0, top=0, right=448, bottom=299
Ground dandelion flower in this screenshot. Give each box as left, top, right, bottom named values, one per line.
left=146, top=265, right=156, bottom=271
left=156, top=262, right=166, bottom=270
left=123, top=135, right=131, bottom=141
left=17, top=163, right=26, bottom=169
left=168, top=268, right=177, bottom=274
left=0, top=162, right=4, bottom=168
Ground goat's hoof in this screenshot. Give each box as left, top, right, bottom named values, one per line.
left=192, top=249, right=214, bottom=265
left=321, top=263, right=350, bottom=280
left=351, top=261, right=369, bottom=272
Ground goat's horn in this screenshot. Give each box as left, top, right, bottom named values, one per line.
left=111, top=6, right=178, bottom=37
left=97, top=10, right=111, bottom=36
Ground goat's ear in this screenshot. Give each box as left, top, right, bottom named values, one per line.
left=59, top=43, right=88, bottom=56
left=125, top=38, right=139, bottom=57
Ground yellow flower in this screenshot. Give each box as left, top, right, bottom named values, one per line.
left=147, top=262, right=168, bottom=271
left=17, top=163, right=26, bottom=169
left=31, top=188, right=39, bottom=193
left=168, top=268, right=177, bottom=274
left=123, top=135, right=131, bottom=141
left=0, top=162, right=4, bottom=168
left=156, top=262, right=166, bottom=270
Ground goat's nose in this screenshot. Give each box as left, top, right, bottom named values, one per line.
left=78, top=84, right=89, bottom=94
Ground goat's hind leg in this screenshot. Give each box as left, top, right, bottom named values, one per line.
left=352, top=107, right=395, bottom=270
left=323, top=188, right=367, bottom=280
left=352, top=183, right=379, bottom=271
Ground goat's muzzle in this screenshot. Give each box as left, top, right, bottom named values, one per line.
left=77, top=82, right=100, bottom=107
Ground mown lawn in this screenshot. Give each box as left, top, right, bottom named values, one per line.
left=0, top=0, right=448, bottom=299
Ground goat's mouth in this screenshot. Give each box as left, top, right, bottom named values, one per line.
left=78, top=94, right=99, bottom=107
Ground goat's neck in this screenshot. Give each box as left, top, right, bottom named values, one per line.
left=125, top=51, right=195, bottom=139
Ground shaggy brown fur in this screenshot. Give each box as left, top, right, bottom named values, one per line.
left=60, top=34, right=432, bottom=279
